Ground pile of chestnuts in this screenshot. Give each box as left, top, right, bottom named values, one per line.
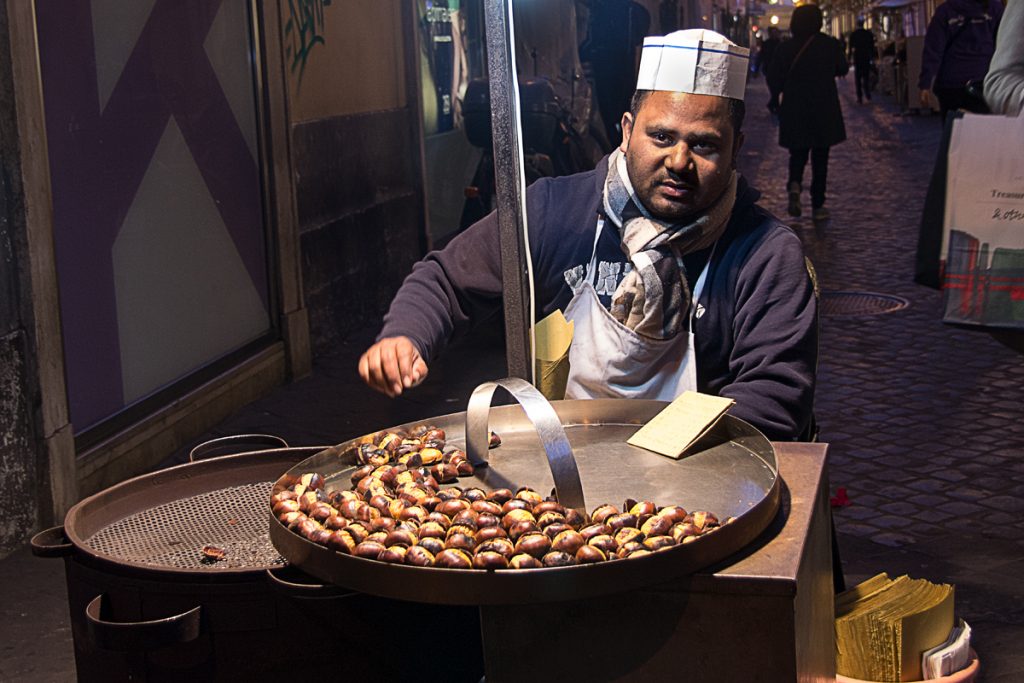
left=271, top=425, right=731, bottom=570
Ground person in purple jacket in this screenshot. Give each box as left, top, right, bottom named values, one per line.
left=918, top=0, right=1003, bottom=118
left=359, top=29, right=819, bottom=441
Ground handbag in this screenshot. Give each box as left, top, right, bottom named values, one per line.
left=940, top=112, right=1024, bottom=329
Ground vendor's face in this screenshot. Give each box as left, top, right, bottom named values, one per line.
left=620, top=91, right=742, bottom=222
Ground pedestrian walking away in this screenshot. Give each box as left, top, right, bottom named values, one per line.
left=918, top=0, right=1003, bottom=118
left=848, top=18, right=876, bottom=104
left=767, top=3, right=848, bottom=222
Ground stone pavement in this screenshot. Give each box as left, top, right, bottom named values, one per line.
left=3, top=74, right=1023, bottom=681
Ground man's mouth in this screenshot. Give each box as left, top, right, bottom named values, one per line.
left=658, top=181, right=695, bottom=199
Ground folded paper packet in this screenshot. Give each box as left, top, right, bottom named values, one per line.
left=533, top=310, right=574, bottom=401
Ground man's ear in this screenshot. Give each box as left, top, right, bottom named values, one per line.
left=619, top=112, right=634, bottom=152
left=732, top=131, right=745, bottom=169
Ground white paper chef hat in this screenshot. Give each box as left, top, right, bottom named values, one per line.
left=636, top=29, right=750, bottom=100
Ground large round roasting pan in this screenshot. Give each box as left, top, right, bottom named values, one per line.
left=270, top=380, right=781, bottom=605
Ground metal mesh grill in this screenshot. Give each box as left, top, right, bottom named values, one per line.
left=820, top=291, right=910, bottom=317
left=86, top=482, right=285, bottom=571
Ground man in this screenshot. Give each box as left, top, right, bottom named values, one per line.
left=918, top=0, right=1002, bottom=117
left=848, top=19, right=876, bottom=104
left=360, top=30, right=818, bottom=441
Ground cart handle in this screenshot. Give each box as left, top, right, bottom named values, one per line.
left=85, top=594, right=201, bottom=651
left=465, top=377, right=587, bottom=514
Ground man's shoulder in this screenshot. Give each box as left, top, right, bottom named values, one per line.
left=724, top=199, right=804, bottom=262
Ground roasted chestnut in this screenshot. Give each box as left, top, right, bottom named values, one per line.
left=418, top=521, right=447, bottom=540
left=300, top=472, right=325, bottom=491
left=536, top=511, right=567, bottom=529
left=508, top=520, right=541, bottom=541
left=628, top=500, right=658, bottom=517
left=474, top=526, right=508, bottom=544
left=590, top=504, right=619, bottom=525
left=377, top=432, right=402, bottom=454
left=398, top=506, right=428, bottom=523
left=579, top=523, right=612, bottom=541
left=308, top=528, right=333, bottom=546
left=541, top=523, right=573, bottom=540
left=476, top=513, right=501, bottom=529
left=418, top=536, right=445, bottom=555
left=325, top=514, right=349, bottom=531
left=509, top=554, right=543, bottom=569
left=298, top=490, right=321, bottom=513
left=473, top=551, right=509, bottom=570
left=575, top=545, right=607, bottom=564
left=502, top=509, right=536, bottom=529
left=689, top=511, right=719, bottom=530
left=613, top=527, right=645, bottom=547
left=513, top=532, right=551, bottom=559
left=451, top=509, right=480, bottom=528
left=404, top=545, right=435, bottom=567
left=563, top=508, right=588, bottom=529
left=670, top=522, right=701, bottom=543
left=434, top=548, right=473, bottom=569
left=514, top=488, right=544, bottom=506
left=501, top=499, right=531, bottom=514
left=476, top=537, right=515, bottom=559
left=308, top=502, right=336, bottom=523
left=344, top=522, right=370, bottom=544
left=550, top=530, right=586, bottom=555
left=656, top=505, right=688, bottom=525
left=273, top=498, right=301, bottom=516
left=369, top=517, right=397, bottom=533
left=280, top=511, right=306, bottom=528
left=640, top=515, right=674, bottom=537
left=446, top=524, right=477, bottom=539
left=425, top=512, right=452, bottom=528
left=366, top=531, right=390, bottom=545
left=271, top=490, right=299, bottom=505
left=486, top=488, right=514, bottom=505
left=436, top=487, right=464, bottom=501
left=606, top=513, right=639, bottom=531
left=378, top=545, right=407, bottom=563
left=541, top=551, right=575, bottom=567
left=616, top=541, right=644, bottom=559
left=385, top=529, right=417, bottom=547
left=436, top=499, right=472, bottom=517
left=643, top=535, right=676, bottom=551
left=462, top=488, right=487, bottom=503
left=354, top=540, right=386, bottom=559
left=326, top=530, right=354, bottom=554
left=399, top=452, right=424, bottom=469
left=419, top=447, right=444, bottom=465
left=430, top=463, right=458, bottom=484
left=488, top=430, right=501, bottom=448
left=587, top=534, right=617, bottom=555
left=445, top=533, right=476, bottom=552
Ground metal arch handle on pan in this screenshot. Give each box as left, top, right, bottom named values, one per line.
left=465, top=377, right=587, bottom=514
left=30, top=526, right=74, bottom=558
left=189, top=435, right=334, bottom=462
left=85, top=594, right=201, bottom=651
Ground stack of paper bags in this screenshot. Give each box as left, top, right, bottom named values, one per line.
left=835, top=573, right=955, bottom=682
left=533, top=310, right=573, bottom=401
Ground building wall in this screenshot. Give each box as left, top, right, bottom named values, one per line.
left=0, top=3, right=43, bottom=554
left=282, top=0, right=425, bottom=354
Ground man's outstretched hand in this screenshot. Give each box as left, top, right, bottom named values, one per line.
left=358, top=336, right=429, bottom=397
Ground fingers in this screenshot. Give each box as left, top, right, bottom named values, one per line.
left=358, top=337, right=428, bottom=397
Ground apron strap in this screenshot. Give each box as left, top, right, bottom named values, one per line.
left=687, top=242, right=716, bottom=334
left=585, top=216, right=605, bottom=287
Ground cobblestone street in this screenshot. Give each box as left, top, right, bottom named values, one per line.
left=3, top=73, right=1023, bottom=680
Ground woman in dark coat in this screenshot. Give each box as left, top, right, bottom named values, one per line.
left=768, top=5, right=848, bottom=221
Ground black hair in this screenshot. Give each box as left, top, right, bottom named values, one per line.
left=790, top=4, right=824, bottom=39
left=629, top=89, right=746, bottom=136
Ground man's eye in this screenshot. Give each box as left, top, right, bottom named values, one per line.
left=651, top=132, right=672, bottom=144
left=692, top=142, right=718, bottom=154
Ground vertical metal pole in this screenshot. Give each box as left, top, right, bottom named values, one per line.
left=483, top=0, right=534, bottom=383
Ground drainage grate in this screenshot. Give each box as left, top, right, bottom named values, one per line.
left=86, top=482, right=286, bottom=571
left=820, top=291, right=909, bottom=316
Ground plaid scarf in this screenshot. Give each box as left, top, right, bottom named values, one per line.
left=602, top=148, right=737, bottom=339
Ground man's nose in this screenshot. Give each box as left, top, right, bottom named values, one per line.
left=666, top=144, right=693, bottom=175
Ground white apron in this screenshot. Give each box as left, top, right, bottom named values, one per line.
left=564, top=217, right=711, bottom=401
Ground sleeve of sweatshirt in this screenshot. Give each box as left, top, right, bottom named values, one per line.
left=984, top=0, right=1024, bottom=116
left=719, top=228, right=818, bottom=441
left=377, top=181, right=552, bottom=363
